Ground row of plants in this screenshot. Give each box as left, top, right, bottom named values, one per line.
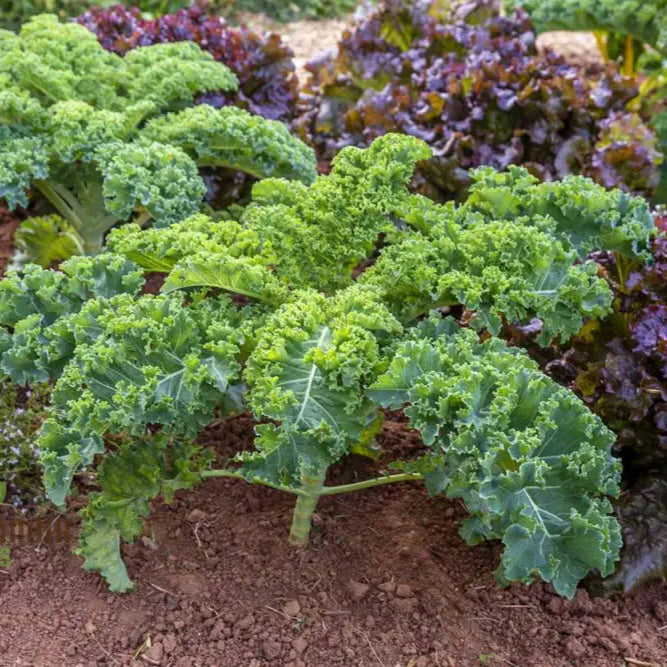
left=1, top=0, right=667, bottom=598
left=295, top=0, right=664, bottom=201
left=0, top=0, right=359, bottom=33
left=1, top=130, right=653, bottom=597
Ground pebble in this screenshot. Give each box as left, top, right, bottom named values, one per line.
left=186, top=508, right=206, bottom=523
left=347, top=580, right=370, bottom=601
left=292, top=637, right=308, bottom=654
left=396, top=584, right=413, bottom=599
left=262, top=639, right=282, bottom=660
left=283, top=600, right=301, bottom=617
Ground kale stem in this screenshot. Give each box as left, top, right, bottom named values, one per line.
left=203, top=469, right=425, bottom=546
left=288, top=470, right=326, bottom=546
left=593, top=31, right=608, bottom=63
left=623, top=35, right=635, bottom=77
left=33, top=180, right=86, bottom=232
left=318, top=472, right=425, bottom=495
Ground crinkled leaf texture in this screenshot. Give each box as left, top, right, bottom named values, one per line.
left=0, top=15, right=315, bottom=260
left=237, top=287, right=402, bottom=487
left=464, top=167, right=656, bottom=262
left=39, top=290, right=251, bottom=507
left=141, top=105, right=317, bottom=184
left=369, top=315, right=622, bottom=598
left=77, top=433, right=214, bottom=592
left=361, top=189, right=614, bottom=344
left=0, top=254, right=145, bottom=384
left=110, top=133, right=433, bottom=294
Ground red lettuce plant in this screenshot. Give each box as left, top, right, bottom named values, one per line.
left=77, top=1, right=298, bottom=122
left=294, top=0, right=662, bottom=199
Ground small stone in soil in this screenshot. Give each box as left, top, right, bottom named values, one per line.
left=347, top=580, right=369, bottom=601
left=187, top=508, right=206, bottom=523
left=292, top=637, right=308, bottom=654
left=396, top=584, right=413, bottom=598
left=262, top=639, right=282, bottom=660
left=283, top=600, right=301, bottom=617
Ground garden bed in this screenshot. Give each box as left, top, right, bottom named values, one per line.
left=2, top=3, right=667, bottom=665
left=1, top=416, right=666, bottom=666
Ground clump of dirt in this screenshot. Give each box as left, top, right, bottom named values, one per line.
left=0, top=416, right=665, bottom=666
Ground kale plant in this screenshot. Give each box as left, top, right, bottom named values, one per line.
left=1, top=134, right=654, bottom=597
left=0, top=15, right=316, bottom=265
left=78, top=2, right=299, bottom=123
left=520, top=219, right=667, bottom=593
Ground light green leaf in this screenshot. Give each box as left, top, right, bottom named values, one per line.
left=11, top=214, right=83, bottom=269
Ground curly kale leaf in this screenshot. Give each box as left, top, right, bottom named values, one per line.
left=464, top=166, right=656, bottom=261
left=39, top=292, right=250, bottom=506
left=0, top=254, right=144, bottom=384
left=98, top=141, right=205, bottom=227
left=141, top=105, right=317, bottom=184
left=77, top=434, right=213, bottom=592
left=369, top=315, right=622, bottom=598
left=240, top=133, right=432, bottom=291
left=237, top=287, right=401, bottom=487
left=121, top=41, right=238, bottom=110
left=0, top=128, right=48, bottom=209
left=106, top=215, right=269, bottom=273
left=361, top=194, right=613, bottom=343
left=110, top=133, right=430, bottom=293
left=77, top=3, right=299, bottom=123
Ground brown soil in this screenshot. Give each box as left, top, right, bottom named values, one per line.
left=1, top=416, right=666, bottom=667
left=0, top=204, right=23, bottom=275
left=0, top=16, right=644, bottom=667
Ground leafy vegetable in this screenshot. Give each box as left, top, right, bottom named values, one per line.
left=294, top=0, right=661, bottom=200
left=0, top=135, right=639, bottom=595
left=0, top=15, right=316, bottom=264
left=369, top=316, right=621, bottom=598
left=508, top=0, right=667, bottom=57
left=78, top=2, right=299, bottom=122
left=527, top=230, right=667, bottom=592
